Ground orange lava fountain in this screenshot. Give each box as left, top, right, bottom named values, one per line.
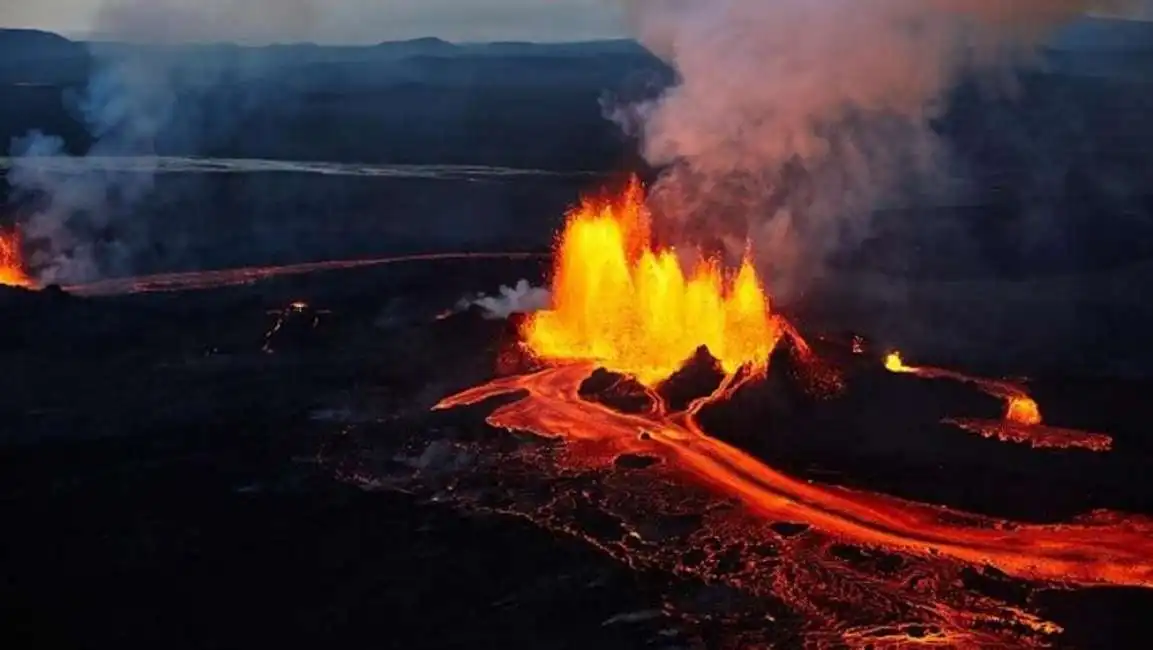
left=0, top=227, right=33, bottom=289
left=431, top=180, right=1153, bottom=645
left=523, top=177, right=779, bottom=386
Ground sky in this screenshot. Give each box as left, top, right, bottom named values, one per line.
left=0, top=0, right=630, bottom=43
left=2, top=0, right=1151, bottom=45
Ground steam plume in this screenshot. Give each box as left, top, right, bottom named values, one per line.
left=613, top=0, right=1139, bottom=298
left=454, top=280, right=552, bottom=320
left=6, top=1, right=317, bottom=283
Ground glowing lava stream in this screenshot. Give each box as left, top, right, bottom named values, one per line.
left=885, top=351, right=1113, bottom=451
left=435, top=364, right=1153, bottom=589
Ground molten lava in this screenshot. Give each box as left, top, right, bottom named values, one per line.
left=885, top=350, right=1111, bottom=450
left=426, top=183, right=1150, bottom=645
left=0, top=227, right=32, bottom=288
left=523, top=177, right=780, bottom=386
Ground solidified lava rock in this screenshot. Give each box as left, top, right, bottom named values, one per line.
left=694, top=334, right=818, bottom=456
left=494, top=312, right=542, bottom=376
left=429, top=304, right=506, bottom=353
left=578, top=368, right=654, bottom=414
left=657, top=345, right=726, bottom=412
left=427, top=308, right=541, bottom=377
left=41, top=284, right=69, bottom=299
left=614, top=453, right=659, bottom=470
left=769, top=522, right=811, bottom=538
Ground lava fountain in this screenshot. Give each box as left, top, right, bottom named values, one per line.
left=0, top=226, right=33, bottom=289
left=432, top=179, right=1153, bottom=645
left=523, top=176, right=780, bottom=386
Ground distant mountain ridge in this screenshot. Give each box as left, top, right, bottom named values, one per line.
left=0, top=28, right=87, bottom=59
left=5, top=15, right=1153, bottom=54
left=0, top=19, right=1150, bottom=170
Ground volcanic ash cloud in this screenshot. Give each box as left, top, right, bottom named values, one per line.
left=613, top=0, right=1138, bottom=298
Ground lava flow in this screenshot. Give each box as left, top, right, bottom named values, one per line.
left=432, top=179, right=1153, bottom=646
left=885, top=351, right=1112, bottom=451
left=0, top=226, right=33, bottom=289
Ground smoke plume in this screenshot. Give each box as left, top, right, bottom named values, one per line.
left=613, top=0, right=1139, bottom=299
left=6, top=0, right=317, bottom=284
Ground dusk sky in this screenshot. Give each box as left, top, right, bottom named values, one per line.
left=2, top=1, right=1151, bottom=45
left=0, top=0, right=629, bottom=43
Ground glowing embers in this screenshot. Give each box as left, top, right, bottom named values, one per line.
left=523, top=177, right=780, bottom=386
left=884, top=350, right=1112, bottom=451
left=0, top=226, right=33, bottom=288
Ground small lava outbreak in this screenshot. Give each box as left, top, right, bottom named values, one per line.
left=885, top=351, right=1113, bottom=451
left=0, top=226, right=32, bottom=289
left=433, top=179, right=1153, bottom=647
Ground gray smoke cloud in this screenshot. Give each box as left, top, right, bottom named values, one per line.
left=612, top=0, right=1140, bottom=299
left=6, top=0, right=317, bottom=283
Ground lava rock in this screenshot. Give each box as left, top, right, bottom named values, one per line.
left=494, top=312, right=542, bottom=376
left=614, top=453, right=660, bottom=470
left=658, top=345, right=726, bottom=412
left=579, top=368, right=654, bottom=414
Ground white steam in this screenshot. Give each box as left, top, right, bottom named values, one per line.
left=9, top=58, right=174, bottom=283
left=614, top=0, right=1139, bottom=298
left=6, top=1, right=319, bottom=283
left=456, top=279, right=551, bottom=320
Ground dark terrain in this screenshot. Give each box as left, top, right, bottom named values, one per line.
left=3, top=21, right=1153, bottom=649
left=0, top=261, right=673, bottom=649
left=3, top=261, right=1153, bottom=648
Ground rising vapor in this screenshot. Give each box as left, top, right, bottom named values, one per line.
left=613, top=0, right=1138, bottom=299
left=6, top=0, right=319, bottom=283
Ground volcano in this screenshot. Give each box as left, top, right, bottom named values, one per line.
left=4, top=179, right=1153, bottom=649
left=421, top=178, right=1153, bottom=648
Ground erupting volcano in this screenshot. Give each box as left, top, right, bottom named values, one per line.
left=0, top=227, right=32, bottom=289
left=426, top=179, right=1153, bottom=646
